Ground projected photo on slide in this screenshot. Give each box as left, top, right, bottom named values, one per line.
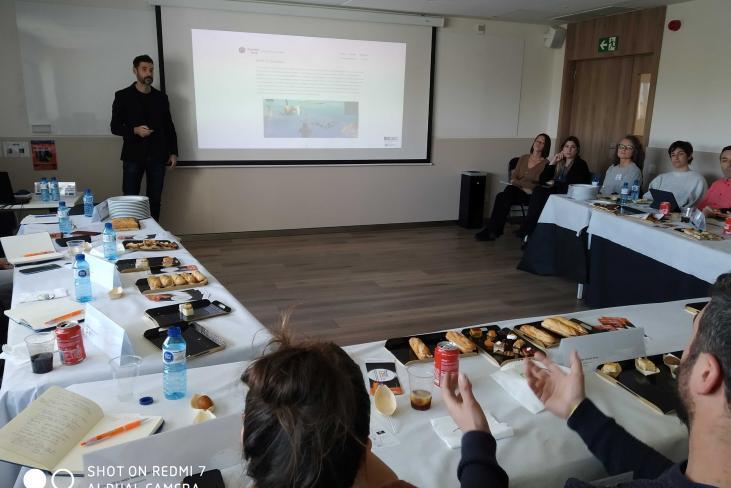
left=263, top=99, right=358, bottom=138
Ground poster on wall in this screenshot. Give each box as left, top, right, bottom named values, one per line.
left=31, top=140, right=57, bottom=170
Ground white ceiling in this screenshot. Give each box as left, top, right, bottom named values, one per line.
left=251, top=0, right=690, bottom=23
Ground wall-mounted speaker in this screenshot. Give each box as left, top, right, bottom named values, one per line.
left=544, top=26, right=566, bottom=49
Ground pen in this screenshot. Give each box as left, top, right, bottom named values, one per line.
left=23, top=250, right=54, bottom=257
left=80, top=418, right=149, bottom=447
left=44, top=309, right=83, bottom=326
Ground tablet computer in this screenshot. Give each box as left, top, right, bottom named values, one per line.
left=650, top=189, right=680, bottom=212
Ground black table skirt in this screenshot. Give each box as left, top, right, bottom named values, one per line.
left=583, top=235, right=712, bottom=308
left=517, top=223, right=588, bottom=283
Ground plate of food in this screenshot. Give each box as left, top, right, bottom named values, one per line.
left=123, top=239, right=180, bottom=251
left=461, top=325, right=539, bottom=366
left=673, top=227, right=723, bottom=241
left=111, top=217, right=140, bottom=231
left=515, top=316, right=634, bottom=349
left=116, top=256, right=180, bottom=273
left=595, top=352, right=681, bottom=414
left=384, top=330, right=478, bottom=366
left=135, top=271, right=208, bottom=294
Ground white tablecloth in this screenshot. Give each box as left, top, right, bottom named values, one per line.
left=9, top=298, right=698, bottom=488
left=538, top=195, right=731, bottom=284
left=0, top=215, right=271, bottom=484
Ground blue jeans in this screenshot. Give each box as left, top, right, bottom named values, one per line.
left=122, top=160, right=166, bottom=220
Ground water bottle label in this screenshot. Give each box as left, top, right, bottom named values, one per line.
left=621, top=188, right=629, bottom=195
left=76, top=269, right=88, bottom=278
left=163, top=349, right=186, bottom=364
left=103, top=235, right=114, bottom=243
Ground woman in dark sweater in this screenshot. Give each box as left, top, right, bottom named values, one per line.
left=516, top=136, right=591, bottom=238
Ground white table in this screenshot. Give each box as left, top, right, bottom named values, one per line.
left=11, top=299, right=697, bottom=488
left=0, top=214, right=272, bottom=484
left=1, top=194, right=81, bottom=211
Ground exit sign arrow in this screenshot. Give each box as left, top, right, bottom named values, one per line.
left=598, top=36, right=619, bottom=52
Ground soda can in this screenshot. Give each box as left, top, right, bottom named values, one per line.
left=433, top=341, right=459, bottom=387
left=659, top=202, right=671, bottom=216
left=725, top=216, right=731, bottom=235
left=55, top=321, right=86, bottom=365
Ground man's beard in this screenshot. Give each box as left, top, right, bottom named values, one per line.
left=675, top=357, right=695, bottom=429
left=143, top=76, right=153, bottom=85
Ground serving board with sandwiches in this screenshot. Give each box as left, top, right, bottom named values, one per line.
left=116, top=256, right=180, bottom=273
left=514, top=316, right=635, bottom=349
left=461, top=326, right=539, bottom=366
left=385, top=330, right=478, bottom=366
left=672, top=227, right=723, bottom=241
left=135, top=271, right=208, bottom=295
left=123, top=239, right=179, bottom=251
left=595, top=352, right=682, bottom=415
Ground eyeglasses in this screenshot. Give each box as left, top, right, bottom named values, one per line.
left=617, top=144, right=634, bottom=151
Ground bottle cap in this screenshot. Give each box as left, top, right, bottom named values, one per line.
left=104, top=222, right=113, bottom=230
left=75, top=254, right=85, bottom=261
left=167, top=326, right=182, bottom=337
left=58, top=201, right=66, bottom=207
left=85, top=188, right=91, bottom=194
left=139, top=396, right=154, bottom=406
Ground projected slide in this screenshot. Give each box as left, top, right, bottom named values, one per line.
left=191, top=29, right=406, bottom=150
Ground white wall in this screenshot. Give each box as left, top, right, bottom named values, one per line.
left=650, top=0, right=731, bottom=154
left=645, top=0, right=728, bottom=180
left=0, top=1, right=564, bottom=234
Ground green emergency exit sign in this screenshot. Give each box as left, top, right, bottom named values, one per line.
left=598, top=36, right=619, bottom=52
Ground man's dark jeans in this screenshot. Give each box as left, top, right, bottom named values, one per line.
left=122, top=160, right=166, bottom=221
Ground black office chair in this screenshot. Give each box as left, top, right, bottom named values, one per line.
left=507, top=157, right=527, bottom=223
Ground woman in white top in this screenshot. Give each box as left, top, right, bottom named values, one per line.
left=643, top=140, right=708, bottom=207
left=600, top=135, right=645, bottom=195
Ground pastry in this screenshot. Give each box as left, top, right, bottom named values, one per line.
left=484, top=338, right=495, bottom=350
left=541, top=317, right=580, bottom=338
left=159, top=275, right=174, bottom=287
left=487, top=330, right=497, bottom=338
left=519, top=324, right=559, bottom=346
left=147, top=276, right=162, bottom=290
left=180, top=303, right=194, bottom=317
left=135, top=257, right=149, bottom=269
left=469, top=327, right=483, bottom=339
left=445, top=331, right=476, bottom=353
left=635, top=357, right=659, bottom=374
left=182, top=272, right=196, bottom=284
left=552, top=316, right=588, bottom=336
left=192, top=271, right=206, bottom=283
left=162, top=256, right=175, bottom=267
left=408, top=337, right=432, bottom=360
left=600, top=362, right=622, bottom=378
left=111, top=217, right=139, bottom=231
left=173, top=274, right=186, bottom=285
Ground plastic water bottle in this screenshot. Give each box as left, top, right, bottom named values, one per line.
left=58, top=201, right=72, bottom=235
left=630, top=180, right=640, bottom=201
left=50, top=177, right=60, bottom=201
left=162, top=326, right=187, bottom=400
left=591, top=174, right=600, bottom=187
left=40, top=178, right=49, bottom=202
left=619, top=182, right=630, bottom=205
left=83, top=189, right=94, bottom=217
left=102, top=223, right=117, bottom=261
left=73, top=254, right=92, bottom=302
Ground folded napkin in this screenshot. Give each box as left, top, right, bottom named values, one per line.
left=17, top=287, right=68, bottom=304
left=491, top=361, right=545, bottom=414
left=431, top=412, right=514, bottom=449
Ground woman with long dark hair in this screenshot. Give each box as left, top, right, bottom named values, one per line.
left=475, top=133, right=551, bottom=241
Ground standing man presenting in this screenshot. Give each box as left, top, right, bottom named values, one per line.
left=111, top=54, right=178, bottom=221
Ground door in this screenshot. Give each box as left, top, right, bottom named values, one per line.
left=567, top=54, right=655, bottom=172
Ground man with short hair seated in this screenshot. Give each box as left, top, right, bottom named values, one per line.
left=445, top=272, right=731, bottom=487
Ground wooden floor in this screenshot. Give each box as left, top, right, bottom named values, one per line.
left=184, top=223, right=586, bottom=346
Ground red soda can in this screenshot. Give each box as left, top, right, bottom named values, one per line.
left=659, top=201, right=671, bottom=216
left=55, top=321, right=86, bottom=365
left=725, top=216, right=731, bottom=235
left=433, top=341, right=459, bottom=387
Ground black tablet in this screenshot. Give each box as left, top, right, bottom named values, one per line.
left=143, top=322, right=225, bottom=358
left=650, top=189, right=680, bottom=212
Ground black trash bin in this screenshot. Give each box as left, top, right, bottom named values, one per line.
left=458, top=171, right=486, bottom=228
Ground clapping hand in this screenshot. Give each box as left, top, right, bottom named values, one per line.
left=524, top=350, right=586, bottom=420
left=443, top=372, right=490, bottom=433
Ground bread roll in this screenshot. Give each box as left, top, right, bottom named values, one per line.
left=159, top=275, right=173, bottom=287
left=173, top=274, right=186, bottom=285
left=182, top=272, right=196, bottom=284
left=519, top=325, right=559, bottom=346
left=445, top=331, right=476, bottom=353
left=162, top=256, right=174, bottom=267
left=541, top=318, right=579, bottom=338
left=552, top=316, right=588, bottom=336
left=600, top=362, right=622, bottom=378
left=147, top=276, right=162, bottom=290
left=192, top=271, right=206, bottom=283
left=408, top=337, right=432, bottom=360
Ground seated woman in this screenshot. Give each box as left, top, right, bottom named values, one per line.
left=241, top=326, right=410, bottom=488
left=600, top=135, right=644, bottom=195
left=475, top=133, right=550, bottom=241
left=516, top=136, right=591, bottom=238
left=697, top=145, right=731, bottom=216
left=643, top=140, right=708, bottom=207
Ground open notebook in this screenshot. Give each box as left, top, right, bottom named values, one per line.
left=0, top=386, right=163, bottom=475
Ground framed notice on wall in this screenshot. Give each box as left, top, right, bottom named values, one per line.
left=31, top=140, right=57, bottom=170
